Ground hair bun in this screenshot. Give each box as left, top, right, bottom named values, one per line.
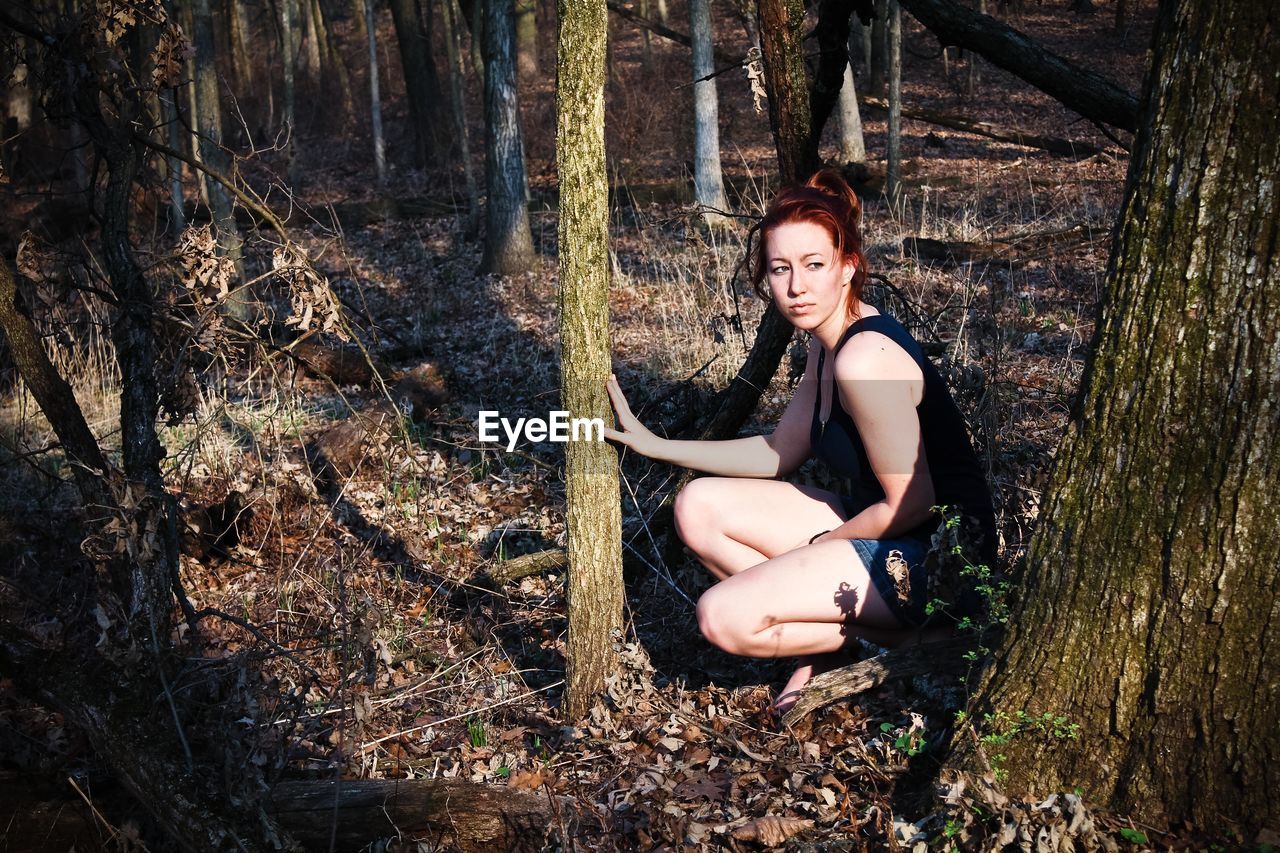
left=804, top=168, right=862, bottom=227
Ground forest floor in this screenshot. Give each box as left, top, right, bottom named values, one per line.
left=0, top=0, right=1223, bottom=850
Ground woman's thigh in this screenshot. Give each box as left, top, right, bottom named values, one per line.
left=675, top=477, right=850, bottom=559
left=696, top=539, right=909, bottom=656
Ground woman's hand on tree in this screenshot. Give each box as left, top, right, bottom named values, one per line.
left=603, top=374, right=661, bottom=457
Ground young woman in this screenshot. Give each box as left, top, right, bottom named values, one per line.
left=604, top=169, right=997, bottom=711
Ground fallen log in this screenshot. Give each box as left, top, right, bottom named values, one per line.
left=903, top=223, right=1094, bottom=268
left=604, top=0, right=738, bottom=66
left=861, top=96, right=1108, bottom=157
left=485, top=548, right=568, bottom=585
left=781, top=635, right=975, bottom=725
left=896, top=0, right=1139, bottom=131
left=270, top=778, right=559, bottom=852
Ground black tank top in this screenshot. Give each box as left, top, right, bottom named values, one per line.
left=810, top=313, right=997, bottom=562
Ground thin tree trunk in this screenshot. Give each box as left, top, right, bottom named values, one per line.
left=808, top=0, right=858, bottom=150
left=192, top=0, right=249, bottom=318
left=442, top=0, right=480, bottom=231
left=299, top=0, right=323, bottom=87
left=389, top=0, right=450, bottom=165
left=229, top=0, right=255, bottom=95
left=639, top=0, right=652, bottom=60
left=365, top=0, right=388, bottom=183
left=971, top=0, right=1280, bottom=833
left=312, top=0, right=356, bottom=123
left=870, top=0, right=887, bottom=95
left=479, top=0, right=536, bottom=274
left=689, top=0, right=728, bottom=225
left=515, top=0, right=538, bottom=78
left=556, top=0, right=622, bottom=721
left=885, top=0, right=901, bottom=206
left=836, top=55, right=866, bottom=164
left=280, top=0, right=299, bottom=181
left=160, top=88, right=186, bottom=232
left=967, top=0, right=984, bottom=96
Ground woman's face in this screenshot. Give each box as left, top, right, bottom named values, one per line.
left=765, top=220, right=856, bottom=336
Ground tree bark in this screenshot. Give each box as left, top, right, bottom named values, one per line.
left=896, top=0, right=1139, bottom=131
left=480, top=0, right=537, bottom=274
left=756, top=0, right=818, bottom=184
left=689, top=0, right=729, bottom=226
left=971, top=0, right=1280, bottom=835
left=556, top=0, right=623, bottom=721
left=270, top=778, right=558, bottom=850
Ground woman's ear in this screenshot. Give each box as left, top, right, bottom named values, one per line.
left=842, top=255, right=857, bottom=285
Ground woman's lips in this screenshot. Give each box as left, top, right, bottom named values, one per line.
left=790, top=303, right=814, bottom=313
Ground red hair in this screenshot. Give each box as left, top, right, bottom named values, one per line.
left=748, top=169, right=868, bottom=320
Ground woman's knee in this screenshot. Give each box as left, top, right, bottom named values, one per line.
left=696, top=586, right=751, bottom=656
left=673, top=477, right=727, bottom=549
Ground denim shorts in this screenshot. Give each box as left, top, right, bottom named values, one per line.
left=846, top=536, right=934, bottom=627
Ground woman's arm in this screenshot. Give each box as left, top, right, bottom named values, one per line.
left=813, top=334, right=936, bottom=542
left=604, top=340, right=818, bottom=478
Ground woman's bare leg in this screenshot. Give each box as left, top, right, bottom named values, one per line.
left=674, top=478, right=883, bottom=707
left=673, top=477, right=849, bottom=579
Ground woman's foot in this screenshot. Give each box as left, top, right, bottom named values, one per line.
left=772, top=649, right=855, bottom=714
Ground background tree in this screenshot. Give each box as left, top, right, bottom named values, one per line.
left=365, top=0, right=388, bottom=183
left=689, top=0, right=728, bottom=226
left=515, top=0, right=538, bottom=78
left=480, top=0, right=536, bottom=274
left=836, top=34, right=866, bottom=166
left=556, top=0, right=622, bottom=721
left=389, top=0, right=451, bottom=165
left=971, top=0, right=1279, bottom=834
left=192, top=0, right=248, bottom=317
left=884, top=0, right=901, bottom=205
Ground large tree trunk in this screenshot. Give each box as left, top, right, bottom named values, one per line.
left=388, top=0, right=450, bottom=165
left=689, top=0, right=728, bottom=226
left=897, top=0, right=1139, bottom=131
left=192, top=0, right=248, bottom=319
left=480, top=0, right=536, bottom=274
left=972, top=0, right=1280, bottom=835
left=556, top=0, right=623, bottom=721
left=756, top=0, right=818, bottom=184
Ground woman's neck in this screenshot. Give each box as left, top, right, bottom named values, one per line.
left=815, top=304, right=879, bottom=353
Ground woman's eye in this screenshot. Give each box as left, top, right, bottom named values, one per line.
left=771, top=266, right=788, bottom=275
left=807, top=262, right=823, bottom=270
